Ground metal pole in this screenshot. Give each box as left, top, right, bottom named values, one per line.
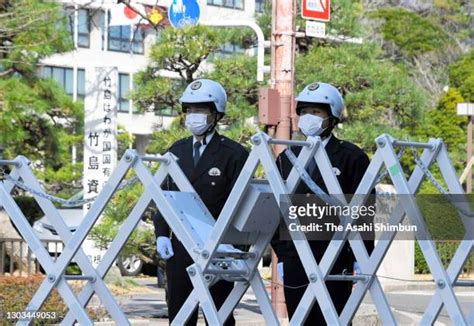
left=467, top=116, right=472, bottom=193
left=200, top=20, right=267, bottom=82
left=271, top=0, right=296, bottom=318
left=268, top=139, right=312, bottom=147
left=392, top=140, right=436, bottom=150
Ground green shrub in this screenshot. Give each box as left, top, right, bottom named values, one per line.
left=415, top=241, right=473, bottom=274
left=0, top=276, right=105, bottom=325
left=369, top=8, right=449, bottom=57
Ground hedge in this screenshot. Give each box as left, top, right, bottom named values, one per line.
left=0, top=276, right=105, bottom=325
left=415, top=241, right=473, bottom=274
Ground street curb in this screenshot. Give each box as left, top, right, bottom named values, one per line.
left=381, top=280, right=473, bottom=292
left=92, top=303, right=382, bottom=326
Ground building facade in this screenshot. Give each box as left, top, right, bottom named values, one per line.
left=41, top=0, right=261, bottom=152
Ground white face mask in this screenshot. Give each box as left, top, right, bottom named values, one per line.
left=185, top=113, right=212, bottom=136
left=298, top=114, right=327, bottom=137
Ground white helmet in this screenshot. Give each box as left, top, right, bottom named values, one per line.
left=179, top=79, right=227, bottom=114
left=296, top=82, right=344, bottom=120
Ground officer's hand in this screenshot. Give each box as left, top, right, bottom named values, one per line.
left=156, top=236, right=174, bottom=260
left=277, top=262, right=284, bottom=281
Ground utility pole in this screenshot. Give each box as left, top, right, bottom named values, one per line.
left=270, top=0, right=297, bottom=318
left=272, top=0, right=297, bottom=152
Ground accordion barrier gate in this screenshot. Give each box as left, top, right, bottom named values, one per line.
left=0, top=132, right=472, bottom=325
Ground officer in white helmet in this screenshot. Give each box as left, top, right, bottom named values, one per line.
left=153, top=79, right=248, bottom=325
left=271, top=82, right=374, bottom=324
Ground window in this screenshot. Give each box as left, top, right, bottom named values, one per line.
left=156, top=107, right=179, bottom=117
left=42, top=66, right=74, bottom=96
left=77, top=9, right=90, bottom=48
left=207, top=0, right=244, bottom=10
left=255, top=0, right=265, bottom=13
left=209, top=43, right=245, bottom=60
left=221, top=43, right=245, bottom=55
left=118, top=73, right=131, bottom=112
left=41, top=66, right=85, bottom=100
left=64, top=8, right=75, bottom=47
left=77, top=69, right=85, bottom=100
left=64, top=8, right=90, bottom=48
left=108, top=24, right=144, bottom=54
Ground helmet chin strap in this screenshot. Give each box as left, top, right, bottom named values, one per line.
left=195, top=112, right=219, bottom=144
left=319, top=127, right=332, bottom=138
left=319, top=117, right=336, bottom=138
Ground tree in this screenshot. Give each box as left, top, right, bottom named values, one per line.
left=295, top=42, right=427, bottom=152
left=89, top=181, right=156, bottom=260
left=448, top=50, right=474, bottom=102
left=416, top=88, right=466, bottom=168
left=132, top=25, right=262, bottom=153
left=132, top=25, right=222, bottom=113
left=369, top=8, right=450, bottom=58
left=367, top=6, right=470, bottom=102
left=0, top=0, right=83, bottom=195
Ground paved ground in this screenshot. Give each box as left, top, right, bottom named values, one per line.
left=368, top=289, right=473, bottom=325
left=115, top=278, right=267, bottom=325
left=94, top=277, right=472, bottom=325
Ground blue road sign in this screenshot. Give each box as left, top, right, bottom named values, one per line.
left=168, top=0, right=201, bottom=29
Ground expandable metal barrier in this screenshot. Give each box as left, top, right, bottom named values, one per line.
left=0, top=132, right=472, bottom=325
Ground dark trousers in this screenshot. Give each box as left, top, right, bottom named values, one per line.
left=283, top=256, right=352, bottom=325
left=166, top=238, right=236, bottom=325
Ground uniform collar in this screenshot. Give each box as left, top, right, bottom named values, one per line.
left=321, top=134, right=332, bottom=147
left=325, top=133, right=341, bottom=155
left=193, top=131, right=215, bottom=146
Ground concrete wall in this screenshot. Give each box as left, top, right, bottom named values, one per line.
left=375, top=184, right=415, bottom=290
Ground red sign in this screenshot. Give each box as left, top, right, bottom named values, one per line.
left=302, top=0, right=330, bottom=22
left=124, top=6, right=138, bottom=19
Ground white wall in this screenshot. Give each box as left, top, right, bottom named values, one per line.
left=375, top=184, right=415, bottom=290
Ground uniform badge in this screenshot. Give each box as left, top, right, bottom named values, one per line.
left=191, top=81, right=202, bottom=90
left=209, top=167, right=221, bottom=176
left=308, top=83, right=320, bottom=91
left=332, top=167, right=341, bottom=176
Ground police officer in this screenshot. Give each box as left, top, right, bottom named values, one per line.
left=272, top=82, right=374, bottom=324
left=153, top=79, right=248, bottom=325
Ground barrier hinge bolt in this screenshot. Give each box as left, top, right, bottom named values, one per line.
left=309, top=273, right=317, bottom=283
left=251, top=135, right=261, bottom=145
left=437, top=279, right=446, bottom=289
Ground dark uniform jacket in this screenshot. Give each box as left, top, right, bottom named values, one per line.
left=153, top=133, right=249, bottom=238
left=271, top=134, right=373, bottom=271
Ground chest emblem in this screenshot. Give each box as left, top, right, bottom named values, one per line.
left=209, top=167, right=221, bottom=176
left=332, top=167, right=341, bottom=176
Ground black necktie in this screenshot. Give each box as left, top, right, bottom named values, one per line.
left=193, top=142, right=202, bottom=167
